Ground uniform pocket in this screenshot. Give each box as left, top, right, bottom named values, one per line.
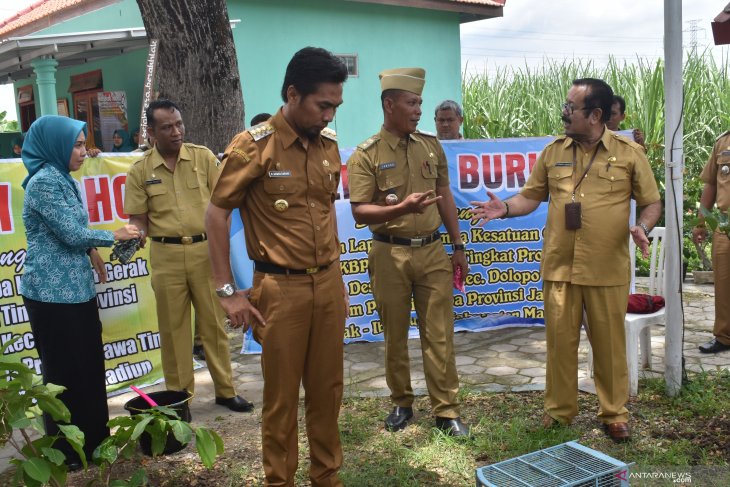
left=263, top=177, right=297, bottom=194
left=375, top=171, right=405, bottom=192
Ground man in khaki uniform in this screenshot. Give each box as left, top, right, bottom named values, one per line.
left=206, top=48, right=348, bottom=487
left=347, top=68, right=470, bottom=437
left=692, top=131, right=730, bottom=354
left=471, top=78, right=661, bottom=442
left=124, top=99, right=251, bottom=412
left=434, top=100, right=464, bottom=140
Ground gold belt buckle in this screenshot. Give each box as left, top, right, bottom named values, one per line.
left=410, top=238, right=424, bottom=248
left=305, top=266, right=320, bottom=274
left=181, top=236, right=193, bottom=245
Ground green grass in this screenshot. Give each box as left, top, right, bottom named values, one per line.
left=337, top=370, right=730, bottom=486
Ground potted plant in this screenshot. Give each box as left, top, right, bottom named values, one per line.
left=690, top=206, right=730, bottom=284
left=0, top=338, right=223, bottom=487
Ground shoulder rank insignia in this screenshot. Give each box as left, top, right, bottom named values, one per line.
left=415, top=129, right=437, bottom=138
left=358, top=135, right=380, bottom=151
left=320, top=127, right=337, bottom=141
left=248, top=122, right=275, bottom=142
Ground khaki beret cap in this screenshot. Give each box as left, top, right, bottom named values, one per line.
left=379, top=67, right=426, bottom=95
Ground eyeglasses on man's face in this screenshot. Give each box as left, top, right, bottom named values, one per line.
left=561, top=102, right=593, bottom=115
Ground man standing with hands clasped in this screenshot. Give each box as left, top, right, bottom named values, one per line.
left=471, top=78, right=661, bottom=442
left=124, top=99, right=251, bottom=412
left=347, top=68, right=470, bottom=437
left=206, top=47, right=349, bottom=486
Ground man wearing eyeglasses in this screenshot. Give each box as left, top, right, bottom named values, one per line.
left=470, top=78, right=661, bottom=442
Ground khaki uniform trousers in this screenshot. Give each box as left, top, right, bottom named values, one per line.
left=543, top=281, right=629, bottom=425
left=251, top=263, right=345, bottom=487
left=369, top=240, right=460, bottom=418
left=149, top=240, right=235, bottom=397
left=713, top=232, right=730, bottom=345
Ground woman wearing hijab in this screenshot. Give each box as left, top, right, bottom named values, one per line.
left=130, top=127, right=140, bottom=148
left=20, top=115, right=141, bottom=468
left=11, top=134, right=24, bottom=157
left=111, top=128, right=135, bottom=152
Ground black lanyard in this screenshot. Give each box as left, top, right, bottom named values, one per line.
left=571, top=144, right=600, bottom=202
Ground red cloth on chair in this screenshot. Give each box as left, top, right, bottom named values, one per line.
left=627, top=294, right=665, bottom=313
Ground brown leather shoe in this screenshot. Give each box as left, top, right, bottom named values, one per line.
left=604, top=422, right=631, bottom=442
left=542, top=413, right=561, bottom=429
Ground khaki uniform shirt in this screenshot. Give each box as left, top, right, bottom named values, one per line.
left=124, top=143, right=220, bottom=237
left=700, top=131, right=730, bottom=212
left=210, top=109, right=341, bottom=269
left=347, top=127, right=448, bottom=236
left=520, top=129, right=660, bottom=286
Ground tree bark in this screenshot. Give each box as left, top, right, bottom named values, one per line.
left=136, top=0, right=244, bottom=153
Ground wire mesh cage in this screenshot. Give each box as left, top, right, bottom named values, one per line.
left=476, top=441, right=630, bottom=487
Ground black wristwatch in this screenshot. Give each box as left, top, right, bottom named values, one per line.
left=452, top=244, right=466, bottom=251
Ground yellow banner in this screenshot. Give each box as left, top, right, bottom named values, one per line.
left=0, top=156, right=163, bottom=393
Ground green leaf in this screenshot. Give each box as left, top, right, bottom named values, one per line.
left=36, top=395, right=71, bottom=423
left=40, top=446, right=65, bottom=465
left=109, top=480, right=130, bottom=487
left=128, top=468, right=149, bottom=487
left=130, top=415, right=154, bottom=440
left=169, top=419, right=193, bottom=444
left=147, top=418, right=167, bottom=457
left=22, top=457, right=52, bottom=482
left=153, top=404, right=180, bottom=419
left=195, top=428, right=223, bottom=469
left=94, top=439, right=120, bottom=465
left=58, top=424, right=87, bottom=468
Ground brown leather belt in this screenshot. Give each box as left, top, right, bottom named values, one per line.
left=151, top=233, right=207, bottom=245
left=254, top=261, right=330, bottom=275
left=372, top=230, right=441, bottom=248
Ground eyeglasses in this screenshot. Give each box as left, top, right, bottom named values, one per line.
left=561, top=102, right=593, bottom=115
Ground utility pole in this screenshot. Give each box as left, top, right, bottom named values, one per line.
left=664, top=0, right=684, bottom=397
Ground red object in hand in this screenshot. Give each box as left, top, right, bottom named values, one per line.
left=453, top=267, right=465, bottom=293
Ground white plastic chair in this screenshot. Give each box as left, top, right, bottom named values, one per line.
left=586, top=227, right=666, bottom=396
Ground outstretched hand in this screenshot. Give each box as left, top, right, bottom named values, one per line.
left=470, top=191, right=506, bottom=227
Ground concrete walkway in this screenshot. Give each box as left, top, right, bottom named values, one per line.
left=2, top=278, right=727, bottom=472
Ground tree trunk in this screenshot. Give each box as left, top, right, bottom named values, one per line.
left=136, top=0, right=244, bottom=153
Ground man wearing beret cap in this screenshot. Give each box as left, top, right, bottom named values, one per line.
left=347, top=67, right=470, bottom=436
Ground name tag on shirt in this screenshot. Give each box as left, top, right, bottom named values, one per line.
left=268, top=171, right=291, bottom=178
left=721, top=151, right=730, bottom=156
left=145, top=178, right=162, bottom=185
left=379, top=162, right=396, bottom=170
left=554, top=162, right=573, bottom=167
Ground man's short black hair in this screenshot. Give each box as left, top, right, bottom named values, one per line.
left=250, top=113, right=271, bottom=126
left=146, top=99, right=181, bottom=127
left=572, top=78, right=613, bottom=123
left=280, top=47, right=348, bottom=102
left=613, top=95, right=626, bottom=115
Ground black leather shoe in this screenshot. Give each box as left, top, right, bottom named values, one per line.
left=384, top=406, right=413, bottom=432
left=435, top=417, right=470, bottom=437
left=215, top=395, right=254, bottom=412
left=65, top=461, right=83, bottom=472
left=699, top=338, right=730, bottom=354
left=192, top=344, right=206, bottom=361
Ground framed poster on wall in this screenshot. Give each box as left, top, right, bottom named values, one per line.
left=57, top=99, right=69, bottom=117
